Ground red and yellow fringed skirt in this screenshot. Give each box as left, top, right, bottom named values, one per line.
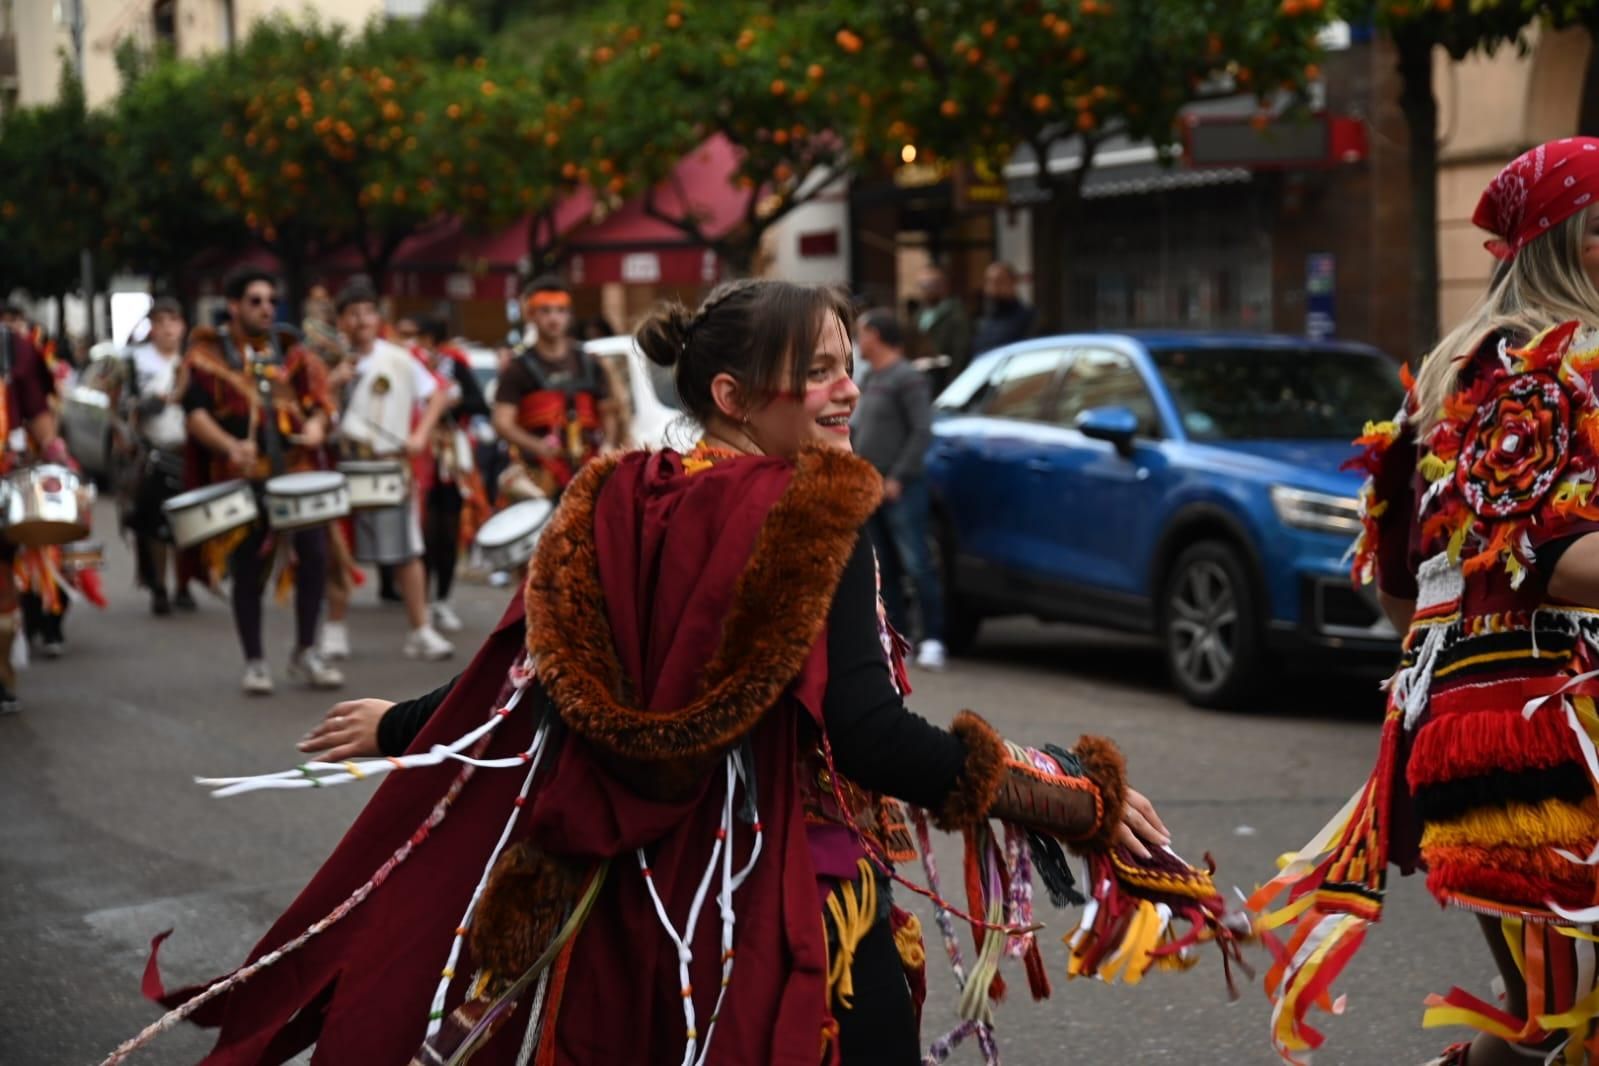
left=1250, top=594, right=1599, bottom=1063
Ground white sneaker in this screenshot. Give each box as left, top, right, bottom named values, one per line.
left=287, top=647, right=344, bottom=690
left=319, top=621, right=351, bottom=661
left=915, top=639, right=947, bottom=671
left=241, top=660, right=274, bottom=695
left=430, top=602, right=464, bottom=633
left=404, top=624, right=455, bottom=661
left=487, top=570, right=512, bottom=589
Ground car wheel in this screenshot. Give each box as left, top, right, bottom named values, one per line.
left=1161, top=540, right=1261, bottom=708
left=931, top=518, right=981, bottom=655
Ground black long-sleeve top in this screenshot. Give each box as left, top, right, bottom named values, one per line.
left=376, top=535, right=968, bottom=809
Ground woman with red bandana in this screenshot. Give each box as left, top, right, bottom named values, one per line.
left=1251, top=138, right=1599, bottom=1066
left=122, top=282, right=1258, bottom=1066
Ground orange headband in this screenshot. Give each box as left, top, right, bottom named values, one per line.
left=526, top=291, right=572, bottom=310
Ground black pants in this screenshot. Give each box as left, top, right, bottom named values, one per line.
left=423, top=481, right=464, bottom=602
left=20, top=592, right=65, bottom=644
left=229, top=524, right=327, bottom=660
left=832, top=898, right=920, bottom=1065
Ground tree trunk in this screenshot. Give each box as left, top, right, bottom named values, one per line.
left=1396, top=27, right=1440, bottom=358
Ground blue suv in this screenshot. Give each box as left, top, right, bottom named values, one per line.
left=925, top=331, right=1406, bottom=707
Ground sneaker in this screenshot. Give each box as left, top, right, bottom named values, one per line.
left=0, top=683, right=19, bottom=715
left=318, top=621, right=351, bottom=661
left=241, top=660, right=274, bottom=696
left=915, top=639, right=947, bottom=671
left=151, top=588, right=172, bottom=616
left=487, top=569, right=512, bottom=588
left=173, top=587, right=197, bottom=612
left=403, top=624, right=455, bottom=661
left=430, top=602, right=464, bottom=633
left=40, top=640, right=64, bottom=660
left=287, top=647, right=344, bottom=690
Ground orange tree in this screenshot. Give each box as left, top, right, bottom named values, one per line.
left=835, top=0, right=1331, bottom=322
left=1355, top=0, right=1599, bottom=352
left=414, top=46, right=591, bottom=276
left=562, top=2, right=868, bottom=275
left=192, top=12, right=487, bottom=306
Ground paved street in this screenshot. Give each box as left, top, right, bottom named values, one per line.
left=4, top=508, right=1482, bottom=1065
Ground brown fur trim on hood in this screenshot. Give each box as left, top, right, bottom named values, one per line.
left=1069, top=734, right=1128, bottom=854
left=526, top=446, right=882, bottom=766
left=936, top=710, right=1008, bottom=832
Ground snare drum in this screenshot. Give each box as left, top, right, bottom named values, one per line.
left=338, top=460, right=408, bottom=510
left=162, top=479, right=259, bottom=550
left=474, top=498, right=554, bottom=572
left=5, top=464, right=91, bottom=547
left=264, top=471, right=350, bottom=532
left=59, top=540, right=105, bottom=572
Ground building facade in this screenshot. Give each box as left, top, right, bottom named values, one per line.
left=5, top=0, right=405, bottom=111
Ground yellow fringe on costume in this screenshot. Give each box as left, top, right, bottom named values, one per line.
left=823, top=858, right=878, bottom=1010
left=1422, top=797, right=1599, bottom=852
left=202, top=526, right=253, bottom=586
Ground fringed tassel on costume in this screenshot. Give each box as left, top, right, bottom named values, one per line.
left=824, top=858, right=879, bottom=1010
left=1246, top=707, right=1400, bottom=1063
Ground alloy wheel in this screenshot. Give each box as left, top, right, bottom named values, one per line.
left=1167, top=559, right=1239, bottom=693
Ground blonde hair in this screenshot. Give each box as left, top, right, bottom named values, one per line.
left=1413, top=208, right=1599, bottom=430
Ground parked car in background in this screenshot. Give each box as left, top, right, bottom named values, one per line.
left=583, top=334, right=688, bottom=450
left=926, top=331, right=1407, bottom=708
left=60, top=341, right=128, bottom=485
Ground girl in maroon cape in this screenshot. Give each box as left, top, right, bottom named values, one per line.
left=123, top=281, right=1196, bottom=1066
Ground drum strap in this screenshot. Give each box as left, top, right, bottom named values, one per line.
left=223, top=331, right=288, bottom=477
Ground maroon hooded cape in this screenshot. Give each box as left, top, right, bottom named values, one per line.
left=146, top=445, right=884, bottom=1065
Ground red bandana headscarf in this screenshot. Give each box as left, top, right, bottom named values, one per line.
left=1473, top=136, right=1599, bottom=261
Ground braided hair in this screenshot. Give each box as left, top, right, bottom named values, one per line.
left=635, top=280, right=855, bottom=429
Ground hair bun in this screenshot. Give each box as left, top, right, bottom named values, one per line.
left=635, top=302, right=694, bottom=368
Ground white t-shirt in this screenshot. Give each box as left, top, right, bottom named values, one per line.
left=130, top=344, right=187, bottom=449
left=340, top=339, right=437, bottom=456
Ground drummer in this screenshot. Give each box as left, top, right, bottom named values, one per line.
left=0, top=316, right=63, bottom=713
left=490, top=275, right=620, bottom=503
left=125, top=297, right=198, bottom=616
left=317, top=279, right=454, bottom=664
left=181, top=266, right=343, bottom=696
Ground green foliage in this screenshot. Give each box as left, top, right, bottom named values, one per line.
left=0, top=72, right=110, bottom=298
left=1351, top=0, right=1599, bottom=59
left=106, top=53, right=246, bottom=284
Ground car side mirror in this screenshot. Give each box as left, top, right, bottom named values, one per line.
left=1076, top=405, right=1139, bottom=457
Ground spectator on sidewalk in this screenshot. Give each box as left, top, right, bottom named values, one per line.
left=852, top=308, right=946, bottom=670
left=972, top=261, right=1035, bottom=357
left=915, top=265, right=971, bottom=382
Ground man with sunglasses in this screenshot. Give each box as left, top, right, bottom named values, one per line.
left=182, top=267, right=342, bottom=695
left=490, top=275, right=620, bottom=503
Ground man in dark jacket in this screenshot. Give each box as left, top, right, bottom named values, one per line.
left=972, top=261, right=1035, bottom=357
left=852, top=308, right=946, bottom=670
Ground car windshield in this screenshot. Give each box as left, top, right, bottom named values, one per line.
left=1150, top=346, right=1404, bottom=441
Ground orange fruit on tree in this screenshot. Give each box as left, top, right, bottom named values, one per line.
left=1032, top=93, right=1053, bottom=113
left=967, top=47, right=983, bottom=64
left=666, top=11, right=682, bottom=28
left=1076, top=110, right=1097, bottom=131
left=940, top=99, right=960, bottom=117
left=771, top=78, right=787, bottom=95
left=808, top=63, right=824, bottom=80
left=981, top=19, right=997, bottom=37
left=1005, top=34, right=1020, bottom=49
left=835, top=28, right=863, bottom=53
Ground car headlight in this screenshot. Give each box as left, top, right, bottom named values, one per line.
left=1270, top=485, right=1362, bottom=536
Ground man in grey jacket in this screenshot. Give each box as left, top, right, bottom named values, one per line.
left=852, top=308, right=947, bottom=669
